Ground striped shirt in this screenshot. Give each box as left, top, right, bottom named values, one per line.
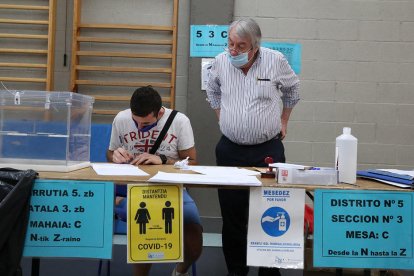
left=206, top=47, right=300, bottom=145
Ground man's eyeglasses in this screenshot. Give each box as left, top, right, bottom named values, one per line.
left=224, top=46, right=252, bottom=55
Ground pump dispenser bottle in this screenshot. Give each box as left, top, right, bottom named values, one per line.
left=335, top=127, right=358, bottom=184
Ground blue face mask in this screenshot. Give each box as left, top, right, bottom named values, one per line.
left=133, top=119, right=158, bottom=133
left=226, top=51, right=249, bottom=68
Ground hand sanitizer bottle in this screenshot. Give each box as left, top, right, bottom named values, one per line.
left=335, top=127, right=358, bottom=184
left=279, top=213, right=286, bottom=231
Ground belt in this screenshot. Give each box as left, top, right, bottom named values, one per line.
left=224, top=133, right=282, bottom=147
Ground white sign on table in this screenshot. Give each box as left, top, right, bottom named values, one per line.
left=247, top=188, right=305, bottom=269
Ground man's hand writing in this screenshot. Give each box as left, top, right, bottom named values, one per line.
left=130, top=153, right=162, bottom=165
left=112, top=147, right=133, bottom=163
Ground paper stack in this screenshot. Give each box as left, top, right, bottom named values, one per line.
left=357, top=169, right=414, bottom=188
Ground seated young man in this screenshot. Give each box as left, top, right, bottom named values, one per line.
left=107, top=86, right=203, bottom=276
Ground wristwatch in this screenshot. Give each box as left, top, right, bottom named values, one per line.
left=159, top=154, right=167, bottom=164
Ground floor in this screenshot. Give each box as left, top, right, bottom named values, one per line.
left=20, top=234, right=413, bottom=275
left=21, top=246, right=303, bottom=275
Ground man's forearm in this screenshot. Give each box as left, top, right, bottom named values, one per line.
left=215, top=109, right=220, bottom=120
left=281, top=107, right=293, bottom=125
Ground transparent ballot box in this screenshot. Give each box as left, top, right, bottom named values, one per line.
left=0, top=90, right=94, bottom=172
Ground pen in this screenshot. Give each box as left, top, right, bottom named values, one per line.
left=257, top=78, right=270, bottom=81
left=343, top=182, right=359, bottom=187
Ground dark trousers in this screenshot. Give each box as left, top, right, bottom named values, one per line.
left=216, top=135, right=285, bottom=276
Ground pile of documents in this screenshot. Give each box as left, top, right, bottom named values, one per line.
left=149, top=166, right=262, bottom=186
left=357, top=169, right=414, bottom=188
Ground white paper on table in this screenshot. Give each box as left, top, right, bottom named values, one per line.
left=189, top=166, right=260, bottom=177
left=149, top=171, right=262, bottom=186
left=379, top=169, right=414, bottom=178
left=363, top=177, right=412, bottom=189
left=92, top=163, right=149, bottom=176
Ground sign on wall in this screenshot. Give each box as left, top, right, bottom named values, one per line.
left=190, top=25, right=302, bottom=74
left=23, top=180, right=114, bottom=259
left=247, top=187, right=305, bottom=269
left=314, top=190, right=414, bottom=269
left=261, top=42, right=302, bottom=74
left=127, top=184, right=183, bottom=263
left=190, top=25, right=228, bottom=57
left=201, top=58, right=214, bottom=90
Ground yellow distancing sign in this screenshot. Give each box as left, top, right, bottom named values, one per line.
left=127, top=184, right=183, bottom=263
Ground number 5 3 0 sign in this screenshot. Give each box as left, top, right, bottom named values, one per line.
left=190, top=25, right=228, bottom=57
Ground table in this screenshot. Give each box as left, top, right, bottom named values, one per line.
left=38, top=165, right=407, bottom=191
left=36, top=165, right=411, bottom=276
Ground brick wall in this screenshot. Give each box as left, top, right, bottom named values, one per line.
left=235, top=0, right=414, bottom=169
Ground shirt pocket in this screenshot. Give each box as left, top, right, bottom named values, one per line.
left=257, top=80, right=278, bottom=100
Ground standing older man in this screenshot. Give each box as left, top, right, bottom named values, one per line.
left=206, top=18, right=300, bottom=276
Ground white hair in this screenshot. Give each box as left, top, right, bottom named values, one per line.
left=229, top=18, right=262, bottom=48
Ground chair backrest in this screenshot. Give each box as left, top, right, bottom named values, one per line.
left=92, top=123, right=127, bottom=234
left=90, top=123, right=112, bottom=162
